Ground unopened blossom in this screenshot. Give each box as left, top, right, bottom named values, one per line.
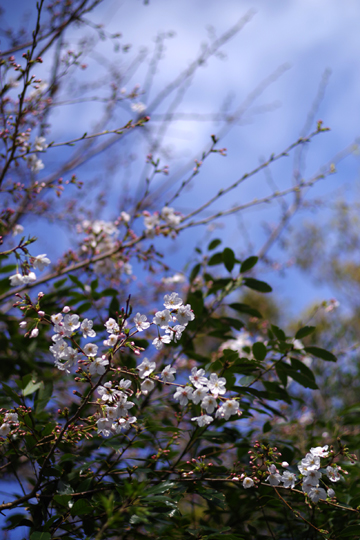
left=104, top=318, right=119, bottom=333
left=89, top=356, right=109, bottom=375
left=310, top=445, right=329, bottom=458
left=97, top=417, right=112, bottom=437
left=30, top=328, right=39, bottom=338
left=191, top=386, right=209, bottom=405
left=19, top=321, right=27, bottom=329
left=103, top=334, right=118, bottom=347
left=266, top=464, right=282, bottom=486
left=191, top=415, right=213, bottom=427
left=189, top=367, right=208, bottom=389
left=152, top=335, right=171, bottom=350
left=133, top=313, right=150, bottom=332
left=0, top=423, right=11, bottom=438
left=174, top=386, right=193, bottom=406
left=32, top=254, right=50, bottom=271
left=9, top=273, right=24, bottom=287
left=84, top=343, right=98, bottom=357
left=201, top=395, right=217, bottom=414
left=137, top=358, right=156, bottom=379
left=175, top=304, right=195, bottom=326
left=163, top=292, right=183, bottom=310
left=141, top=378, right=155, bottom=394
left=153, top=309, right=172, bottom=328
left=162, top=365, right=176, bottom=382
left=308, top=486, right=327, bottom=503
left=327, top=488, right=336, bottom=498
left=281, top=471, right=296, bottom=489
left=326, top=465, right=341, bottom=482
left=81, top=318, right=96, bottom=338
left=243, top=477, right=254, bottom=489
left=207, top=373, right=226, bottom=398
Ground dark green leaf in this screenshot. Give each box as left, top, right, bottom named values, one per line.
left=304, top=347, right=337, bottom=362
left=243, top=277, right=272, bottom=293
left=240, top=256, right=258, bottom=273
left=68, top=274, right=85, bottom=290
left=2, top=383, right=21, bottom=405
left=295, top=326, right=316, bottom=340
left=271, top=325, right=286, bottom=341
left=189, top=263, right=201, bottom=282
left=223, top=247, right=235, bottom=272
left=30, top=533, right=51, bottom=540
left=208, top=252, right=223, bottom=266
left=208, top=239, right=222, bottom=250
left=70, top=499, right=92, bottom=516
left=339, top=525, right=360, bottom=537
left=252, top=342, right=267, bottom=361
left=229, top=302, right=262, bottom=318
left=146, top=481, right=176, bottom=496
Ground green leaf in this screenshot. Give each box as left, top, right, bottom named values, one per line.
left=145, top=481, right=176, bottom=496
left=339, top=525, right=360, bottom=537
left=30, top=533, right=51, bottom=540
left=271, top=325, right=286, bottom=341
left=304, top=347, right=337, bottom=362
left=208, top=252, right=223, bottom=266
left=35, top=381, right=53, bottom=414
left=68, top=274, right=85, bottom=290
left=189, top=263, right=201, bottom=282
left=295, top=326, right=316, bottom=340
left=229, top=302, right=262, bottom=318
left=23, top=379, right=42, bottom=397
left=252, top=342, right=267, bottom=361
left=240, top=256, right=258, bottom=273
left=263, top=420, right=271, bottom=433
left=222, top=247, right=235, bottom=272
left=243, top=277, right=272, bottom=293
left=2, top=383, right=21, bottom=405
left=208, top=239, right=222, bottom=250
left=70, top=499, right=92, bottom=516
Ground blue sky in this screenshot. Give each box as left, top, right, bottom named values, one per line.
left=1, top=0, right=360, bottom=313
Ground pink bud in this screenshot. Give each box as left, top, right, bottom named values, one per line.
left=30, top=328, right=39, bottom=338
left=62, top=306, right=71, bottom=313
left=281, top=461, right=289, bottom=468
left=38, top=311, right=45, bottom=317
left=19, top=321, right=27, bottom=328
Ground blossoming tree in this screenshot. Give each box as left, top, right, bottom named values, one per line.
left=0, top=1, right=359, bottom=539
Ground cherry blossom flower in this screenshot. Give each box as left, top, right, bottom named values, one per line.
left=152, top=335, right=171, bottom=349
left=281, top=471, right=296, bottom=489
left=97, top=382, right=123, bottom=403
left=84, top=343, right=98, bottom=357
left=175, top=304, right=195, bottom=326
left=207, top=373, right=226, bottom=398
left=215, top=400, right=240, bottom=420
left=153, top=309, right=172, bottom=328
left=327, top=488, right=336, bottom=498
left=308, top=486, right=327, bottom=503
left=117, top=397, right=135, bottom=417
left=104, top=318, right=120, bottom=333
left=32, top=254, right=51, bottom=271
left=162, top=365, right=177, bottom=382
left=141, top=378, right=155, bottom=394
left=174, top=386, right=193, bottom=406
left=298, top=453, right=320, bottom=474
left=131, top=102, right=146, bottom=113
left=12, top=224, right=24, bottom=236
left=34, top=136, right=47, bottom=151
left=120, top=211, right=131, bottom=223
left=133, top=313, right=150, bottom=331
left=302, top=470, right=322, bottom=490
left=89, top=356, right=109, bottom=375
left=191, top=415, right=213, bottom=427
left=63, top=314, right=80, bottom=334
left=137, top=358, right=156, bottom=379
left=326, top=465, right=341, bottom=482
left=165, top=324, right=185, bottom=343
left=243, top=477, right=254, bottom=489
left=81, top=318, right=96, bottom=338
left=189, top=367, right=208, bottom=388
left=97, top=418, right=112, bottom=437
left=310, top=445, right=329, bottom=458
left=22, top=272, right=37, bottom=284
left=9, top=273, right=24, bottom=287
left=4, top=413, right=18, bottom=423
left=191, top=387, right=209, bottom=405
left=163, top=292, right=183, bottom=310
left=201, top=395, right=217, bottom=414
left=0, top=423, right=11, bottom=438
left=265, top=464, right=282, bottom=486
left=103, top=334, right=119, bottom=347
left=113, top=416, right=137, bottom=433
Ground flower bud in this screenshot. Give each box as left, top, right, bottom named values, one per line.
left=30, top=328, right=39, bottom=338
left=19, top=321, right=27, bottom=328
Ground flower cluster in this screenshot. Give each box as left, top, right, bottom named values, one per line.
left=96, top=381, right=137, bottom=437
left=143, top=206, right=182, bottom=237
left=0, top=412, right=19, bottom=438
left=9, top=254, right=51, bottom=287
